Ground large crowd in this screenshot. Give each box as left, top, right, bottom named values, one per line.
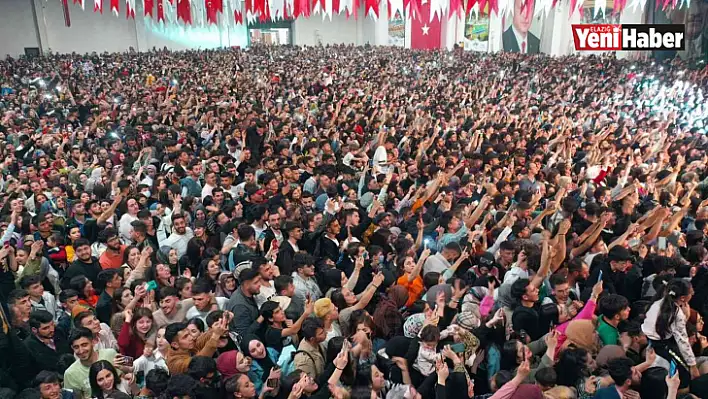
left=0, top=44, right=707, bottom=399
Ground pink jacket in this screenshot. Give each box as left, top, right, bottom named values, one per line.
left=554, top=299, right=597, bottom=359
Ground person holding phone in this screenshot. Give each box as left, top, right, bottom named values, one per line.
left=239, top=335, right=281, bottom=396
left=641, top=279, right=700, bottom=389
left=396, top=248, right=431, bottom=308
left=118, top=307, right=156, bottom=359
left=63, top=327, right=122, bottom=399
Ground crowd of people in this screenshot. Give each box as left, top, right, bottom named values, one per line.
left=0, top=44, right=707, bottom=399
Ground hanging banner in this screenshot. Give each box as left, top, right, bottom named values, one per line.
left=388, top=10, right=405, bottom=46
left=501, top=0, right=544, bottom=53
left=463, top=8, right=489, bottom=51
left=581, top=1, right=620, bottom=23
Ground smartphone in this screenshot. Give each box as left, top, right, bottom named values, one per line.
left=266, top=378, right=278, bottom=389
left=146, top=280, right=158, bottom=292
left=658, top=237, right=667, bottom=250
left=119, top=355, right=134, bottom=366
left=449, top=343, right=466, bottom=353
left=669, top=360, right=677, bottom=377
left=598, top=270, right=603, bottom=283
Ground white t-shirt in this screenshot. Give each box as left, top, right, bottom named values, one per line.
left=185, top=296, right=228, bottom=324
left=373, top=146, right=390, bottom=174
left=255, top=280, right=277, bottom=309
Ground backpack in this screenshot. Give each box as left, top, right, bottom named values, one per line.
left=277, top=345, right=316, bottom=377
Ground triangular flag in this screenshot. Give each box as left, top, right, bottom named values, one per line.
left=110, top=0, right=119, bottom=15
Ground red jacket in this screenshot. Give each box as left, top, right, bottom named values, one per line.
left=117, top=321, right=145, bottom=359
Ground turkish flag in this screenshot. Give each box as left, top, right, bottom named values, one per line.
left=177, top=0, right=191, bottom=24
left=410, top=0, right=441, bottom=49
left=145, top=0, right=154, bottom=16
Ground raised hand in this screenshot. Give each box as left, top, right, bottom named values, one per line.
left=435, top=356, right=449, bottom=381
left=591, top=280, right=604, bottom=299
left=517, top=359, right=531, bottom=378
left=420, top=247, right=432, bottom=260
left=333, top=349, right=349, bottom=370
left=211, top=315, right=228, bottom=337
left=372, top=272, right=385, bottom=287
left=304, top=297, right=315, bottom=316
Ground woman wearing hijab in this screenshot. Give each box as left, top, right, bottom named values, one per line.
left=215, top=272, right=237, bottom=299
left=373, top=285, right=409, bottom=340
left=216, top=350, right=253, bottom=380
left=240, top=334, right=282, bottom=395
left=561, top=320, right=600, bottom=356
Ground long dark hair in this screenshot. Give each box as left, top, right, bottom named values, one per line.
left=554, top=347, right=590, bottom=388
left=130, top=307, right=155, bottom=341
left=500, top=339, right=523, bottom=371
left=656, top=279, right=691, bottom=338
left=88, top=360, right=120, bottom=399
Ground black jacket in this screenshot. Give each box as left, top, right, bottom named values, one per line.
left=62, top=258, right=102, bottom=289
left=228, top=244, right=262, bottom=271
left=95, top=290, right=114, bottom=325
left=581, top=255, right=628, bottom=302
left=275, top=240, right=298, bottom=277
left=24, top=331, right=72, bottom=374
left=314, top=236, right=339, bottom=266
left=502, top=26, right=541, bottom=54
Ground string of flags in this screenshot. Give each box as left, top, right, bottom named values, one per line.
left=62, top=0, right=686, bottom=25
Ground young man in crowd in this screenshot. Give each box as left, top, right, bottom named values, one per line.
left=226, top=268, right=262, bottom=336
left=63, top=327, right=120, bottom=399
left=597, top=294, right=631, bottom=346
left=185, top=280, right=228, bottom=324
left=153, top=286, right=196, bottom=328
left=19, top=275, right=58, bottom=320
left=165, top=314, right=229, bottom=375
left=24, top=310, right=72, bottom=374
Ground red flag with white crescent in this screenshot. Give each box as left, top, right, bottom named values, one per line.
left=177, top=0, right=192, bottom=23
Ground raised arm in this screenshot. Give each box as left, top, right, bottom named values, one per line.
left=98, top=194, right=123, bottom=225
left=551, top=220, right=570, bottom=272
left=281, top=298, right=314, bottom=337
left=409, top=248, right=431, bottom=283
left=531, top=238, right=551, bottom=288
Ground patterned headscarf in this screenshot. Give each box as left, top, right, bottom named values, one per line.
left=403, top=313, right=426, bottom=338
